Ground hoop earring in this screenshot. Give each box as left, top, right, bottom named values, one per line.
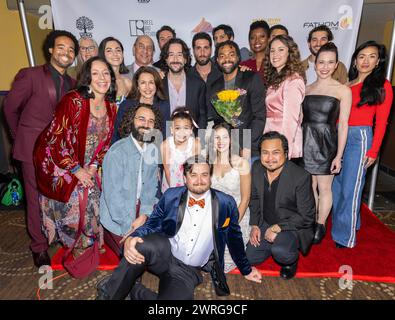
left=87, top=86, right=92, bottom=94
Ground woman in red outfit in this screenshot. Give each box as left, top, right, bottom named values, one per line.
left=331, top=41, right=393, bottom=248
left=34, top=57, right=117, bottom=261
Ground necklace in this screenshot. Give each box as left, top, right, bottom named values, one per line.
left=94, top=105, right=103, bottom=111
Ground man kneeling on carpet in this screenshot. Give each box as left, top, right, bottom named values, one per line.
left=246, top=131, right=315, bottom=279
left=96, top=155, right=262, bottom=300
left=100, top=103, right=162, bottom=257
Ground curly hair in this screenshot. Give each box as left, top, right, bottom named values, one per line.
left=159, top=38, right=191, bottom=72
left=264, top=35, right=306, bottom=90
left=128, top=66, right=166, bottom=100
left=42, top=30, right=79, bottom=62
left=118, top=103, right=162, bottom=139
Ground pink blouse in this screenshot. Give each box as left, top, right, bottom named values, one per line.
left=264, top=74, right=305, bottom=158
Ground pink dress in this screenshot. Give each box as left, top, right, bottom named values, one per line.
left=264, top=74, right=305, bottom=158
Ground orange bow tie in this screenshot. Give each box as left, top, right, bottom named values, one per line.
left=188, top=197, right=205, bottom=209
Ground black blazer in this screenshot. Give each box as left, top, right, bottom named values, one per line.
left=249, top=161, right=315, bottom=255
left=207, top=70, right=266, bottom=156
left=163, top=71, right=207, bottom=129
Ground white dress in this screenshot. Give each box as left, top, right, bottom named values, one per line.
left=211, top=167, right=250, bottom=273
left=162, top=136, right=194, bottom=193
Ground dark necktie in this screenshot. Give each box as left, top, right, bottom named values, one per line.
left=59, top=75, right=65, bottom=102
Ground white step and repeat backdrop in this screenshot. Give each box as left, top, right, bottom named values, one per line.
left=51, top=0, right=363, bottom=68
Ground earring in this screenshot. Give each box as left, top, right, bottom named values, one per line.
left=87, top=86, right=92, bottom=95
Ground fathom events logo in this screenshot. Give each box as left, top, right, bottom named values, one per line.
left=303, top=5, right=353, bottom=31
left=129, top=19, right=156, bottom=37
left=76, top=16, right=94, bottom=38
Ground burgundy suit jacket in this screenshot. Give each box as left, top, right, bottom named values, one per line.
left=3, top=64, right=75, bottom=164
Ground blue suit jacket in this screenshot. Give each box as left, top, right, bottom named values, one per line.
left=131, top=186, right=252, bottom=276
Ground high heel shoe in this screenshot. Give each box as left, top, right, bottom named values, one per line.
left=312, top=223, right=326, bottom=244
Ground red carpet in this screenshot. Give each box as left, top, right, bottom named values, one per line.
left=230, top=204, right=395, bottom=283
left=51, top=243, right=119, bottom=271
left=52, top=204, right=395, bottom=283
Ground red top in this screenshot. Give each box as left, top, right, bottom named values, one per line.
left=348, top=80, right=393, bottom=159
left=240, top=58, right=266, bottom=84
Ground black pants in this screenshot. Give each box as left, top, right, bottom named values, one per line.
left=102, top=233, right=203, bottom=300
left=246, top=223, right=299, bottom=266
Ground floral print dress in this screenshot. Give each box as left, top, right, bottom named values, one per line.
left=40, top=113, right=109, bottom=251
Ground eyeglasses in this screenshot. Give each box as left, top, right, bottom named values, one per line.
left=135, top=116, right=155, bottom=126
left=80, top=46, right=96, bottom=52
left=136, top=43, right=154, bottom=52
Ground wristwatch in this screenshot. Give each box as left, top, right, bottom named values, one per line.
left=270, top=225, right=280, bottom=233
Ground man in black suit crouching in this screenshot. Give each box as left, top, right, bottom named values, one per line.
left=246, top=131, right=315, bottom=279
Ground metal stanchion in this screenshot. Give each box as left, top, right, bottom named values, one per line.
left=368, top=15, right=395, bottom=210
left=17, top=0, right=35, bottom=67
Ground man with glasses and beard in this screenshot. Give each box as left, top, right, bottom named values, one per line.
left=99, top=104, right=163, bottom=257
left=161, top=38, right=207, bottom=129
left=208, top=40, right=266, bottom=163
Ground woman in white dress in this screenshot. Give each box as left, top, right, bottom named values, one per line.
left=210, top=123, right=251, bottom=273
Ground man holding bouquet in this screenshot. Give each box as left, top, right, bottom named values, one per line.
left=207, top=40, right=266, bottom=162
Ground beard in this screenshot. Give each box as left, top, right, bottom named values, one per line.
left=188, top=183, right=211, bottom=195
left=131, top=125, right=155, bottom=143
left=309, top=46, right=319, bottom=56
left=218, top=60, right=239, bottom=74
left=168, top=62, right=184, bottom=74
left=52, top=55, right=74, bottom=69
left=196, top=56, right=211, bottom=66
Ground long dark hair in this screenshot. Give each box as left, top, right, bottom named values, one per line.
left=160, top=38, right=191, bottom=72
left=76, top=56, right=116, bottom=102
left=349, top=41, right=387, bottom=106
left=209, top=122, right=238, bottom=168
left=98, top=37, right=129, bottom=74
left=128, top=66, right=167, bottom=100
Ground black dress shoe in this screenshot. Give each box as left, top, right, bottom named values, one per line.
left=32, top=251, right=51, bottom=268
left=313, top=223, right=326, bottom=244
left=335, top=242, right=347, bottom=249
left=280, top=262, right=298, bottom=280
left=96, top=275, right=112, bottom=300
left=128, top=277, right=144, bottom=300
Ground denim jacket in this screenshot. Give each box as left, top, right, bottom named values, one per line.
left=100, top=136, right=160, bottom=236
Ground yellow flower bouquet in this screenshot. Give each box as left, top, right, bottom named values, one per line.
left=211, top=89, right=246, bottom=127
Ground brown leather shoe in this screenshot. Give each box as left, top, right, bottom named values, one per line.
left=32, top=251, right=51, bottom=268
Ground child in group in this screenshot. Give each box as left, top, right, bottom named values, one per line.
left=161, top=107, right=201, bottom=192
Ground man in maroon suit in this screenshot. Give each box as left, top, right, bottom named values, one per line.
left=4, top=30, right=78, bottom=268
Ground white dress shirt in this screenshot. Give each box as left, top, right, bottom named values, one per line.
left=169, top=190, right=214, bottom=267
left=306, top=58, right=317, bottom=85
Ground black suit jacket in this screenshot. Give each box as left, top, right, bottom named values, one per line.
left=249, top=161, right=315, bottom=255
left=163, top=70, right=207, bottom=129
left=208, top=70, right=266, bottom=156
